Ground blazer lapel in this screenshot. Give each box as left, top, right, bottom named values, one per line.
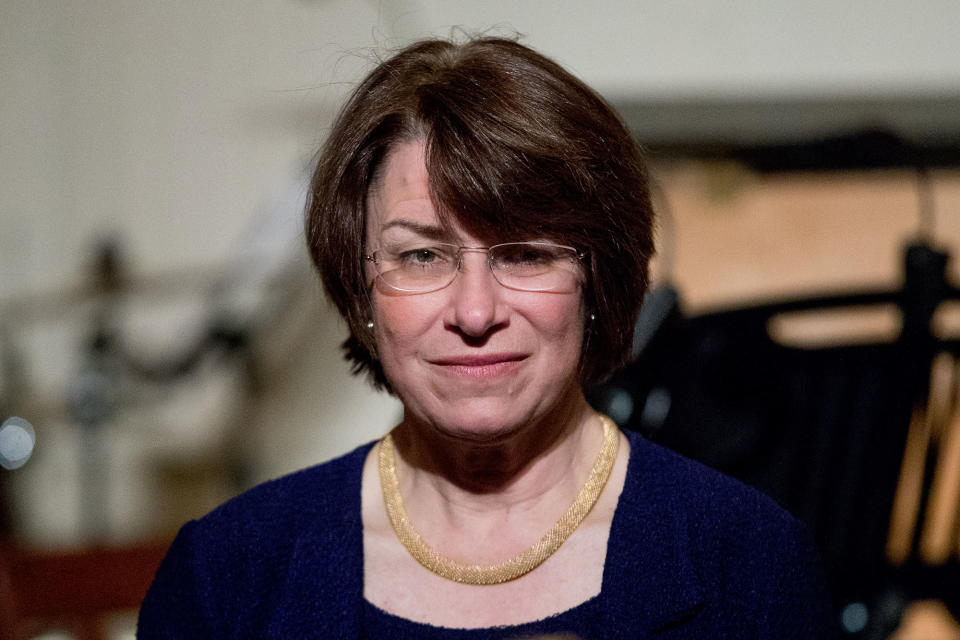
left=603, top=432, right=705, bottom=634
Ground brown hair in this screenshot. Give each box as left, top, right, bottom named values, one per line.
left=306, top=36, right=654, bottom=389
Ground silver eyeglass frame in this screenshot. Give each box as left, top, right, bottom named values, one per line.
left=363, top=241, right=585, bottom=294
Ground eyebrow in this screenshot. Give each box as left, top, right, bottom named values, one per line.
left=380, top=219, right=446, bottom=240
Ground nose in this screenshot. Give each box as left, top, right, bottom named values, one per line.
left=449, top=249, right=501, bottom=337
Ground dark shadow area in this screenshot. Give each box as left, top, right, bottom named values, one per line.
left=592, top=241, right=960, bottom=638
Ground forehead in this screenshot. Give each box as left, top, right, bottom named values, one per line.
left=365, top=140, right=509, bottom=249
left=366, top=140, right=435, bottom=233
left=364, top=139, right=562, bottom=248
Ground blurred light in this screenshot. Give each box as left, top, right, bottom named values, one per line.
left=0, top=416, right=36, bottom=470
left=841, top=602, right=869, bottom=634
left=605, top=387, right=634, bottom=424
left=640, top=386, right=672, bottom=430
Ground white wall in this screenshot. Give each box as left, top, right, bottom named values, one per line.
left=2, top=1, right=377, bottom=299
left=417, top=0, right=960, bottom=96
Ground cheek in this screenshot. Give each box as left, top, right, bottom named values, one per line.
left=371, top=296, right=436, bottom=359
left=371, top=290, right=587, bottom=367
left=538, top=292, right=586, bottom=332
left=526, top=295, right=587, bottom=355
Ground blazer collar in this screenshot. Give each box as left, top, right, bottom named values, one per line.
left=603, top=431, right=706, bottom=633
left=276, top=443, right=371, bottom=637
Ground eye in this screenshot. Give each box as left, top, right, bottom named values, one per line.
left=495, top=244, right=557, bottom=266
left=401, top=248, right=439, bottom=264
left=392, top=244, right=457, bottom=269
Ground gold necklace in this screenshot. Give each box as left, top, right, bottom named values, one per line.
left=378, top=414, right=619, bottom=585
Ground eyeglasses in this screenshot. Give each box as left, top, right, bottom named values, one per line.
left=364, top=241, right=585, bottom=293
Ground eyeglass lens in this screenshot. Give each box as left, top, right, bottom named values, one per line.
left=371, top=242, right=581, bottom=293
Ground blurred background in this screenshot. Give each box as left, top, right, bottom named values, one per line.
left=2, top=1, right=960, bottom=638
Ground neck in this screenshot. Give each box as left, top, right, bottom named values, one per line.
left=390, top=386, right=597, bottom=498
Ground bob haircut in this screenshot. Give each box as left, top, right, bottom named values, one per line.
left=306, top=36, right=654, bottom=390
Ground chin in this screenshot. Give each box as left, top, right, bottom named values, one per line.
left=411, top=398, right=528, bottom=443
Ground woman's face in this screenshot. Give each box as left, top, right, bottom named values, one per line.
left=365, top=140, right=587, bottom=440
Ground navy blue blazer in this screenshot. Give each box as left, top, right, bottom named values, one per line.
left=138, top=430, right=834, bottom=638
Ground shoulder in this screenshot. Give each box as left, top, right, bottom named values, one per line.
left=139, top=441, right=375, bottom=637
left=622, top=431, right=817, bottom=573
left=185, top=439, right=375, bottom=569
left=613, top=431, right=834, bottom=636
left=198, top=439, right=374, bottom=535
left=622, top=430, right=800, bottom=540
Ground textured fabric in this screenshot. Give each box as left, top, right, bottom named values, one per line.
left=137, top=431, right=836, bottom=638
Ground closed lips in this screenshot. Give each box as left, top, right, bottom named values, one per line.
left=429, top=353, right=527, bottom=367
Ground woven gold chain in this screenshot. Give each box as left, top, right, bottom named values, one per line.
left=378, top=414, right=619, bottom=585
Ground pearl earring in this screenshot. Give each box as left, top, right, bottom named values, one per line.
left=366, top=321, right=374, bottom=329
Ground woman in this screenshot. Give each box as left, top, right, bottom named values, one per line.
left=139, top=37, right=833, bottom=638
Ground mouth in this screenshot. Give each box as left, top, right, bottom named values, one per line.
left=428, top=353, right=527, bottom=379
